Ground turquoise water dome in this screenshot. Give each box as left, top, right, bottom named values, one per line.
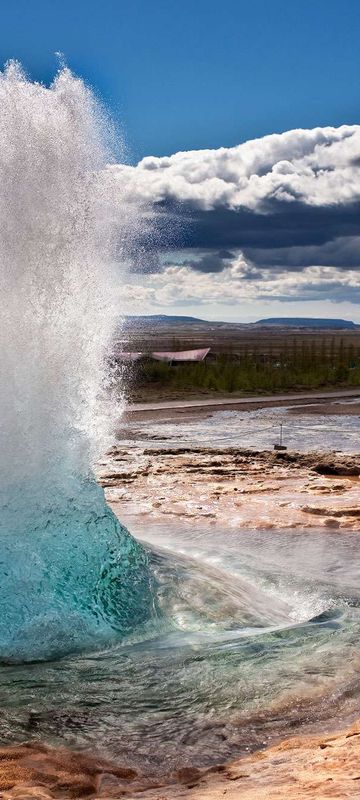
left=0, top=62, right=154, bottom=661
left=0, top=480, right=153, bottom=662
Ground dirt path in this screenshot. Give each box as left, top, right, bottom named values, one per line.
left=126, top=388, right=360, bottom=418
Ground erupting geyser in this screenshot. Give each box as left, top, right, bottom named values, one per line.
left=0, top=61, right=153, bottom=662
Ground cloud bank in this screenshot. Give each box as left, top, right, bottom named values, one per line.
left=110, top=124, right=360, bottom=313
left=112, top=124, right=360, bottom=211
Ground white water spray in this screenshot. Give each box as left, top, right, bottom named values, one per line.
left=0, top=62, right=153, bottom=661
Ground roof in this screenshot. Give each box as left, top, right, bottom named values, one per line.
left=151, top=348, right=210, bottom=362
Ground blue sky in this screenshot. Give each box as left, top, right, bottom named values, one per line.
left=1, top=0, right=359, bottom=161
left=2, top=0, right=360, bottom=321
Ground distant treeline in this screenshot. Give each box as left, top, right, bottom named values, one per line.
left=133, top=338, right=360, bottom=395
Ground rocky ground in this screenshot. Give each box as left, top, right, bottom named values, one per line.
left=98, top=446, right=360, bottom=532
left=2, top=719, right=360, bottom=798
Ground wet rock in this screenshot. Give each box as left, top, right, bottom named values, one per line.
left=2, top=724, right=360, bottom=798
left=323, top=518, right=341, bottom=528
left=313, top=462, right=360, bottom=477
left=175, top=766, right=202, bottom=785
left=303, top=505, right=360, bottom=518
left=99, top=445, right=360, bottom=533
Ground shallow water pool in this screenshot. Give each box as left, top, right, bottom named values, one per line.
left=1, top=518, right=360, bottom=773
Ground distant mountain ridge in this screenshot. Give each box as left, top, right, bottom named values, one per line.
left=255, top=317, right=358, bottom=329
left=124, top=314, right=358, bottom=329
left=125, top=314, right=206, bottom=324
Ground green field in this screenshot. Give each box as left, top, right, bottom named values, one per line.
left=128, top=338, right=360, bottom=399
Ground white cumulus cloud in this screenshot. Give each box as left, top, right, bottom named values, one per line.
left=109, top=125, right=360, bottom=212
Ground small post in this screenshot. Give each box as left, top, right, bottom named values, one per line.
left=274, top=422, right=287, bottom=451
